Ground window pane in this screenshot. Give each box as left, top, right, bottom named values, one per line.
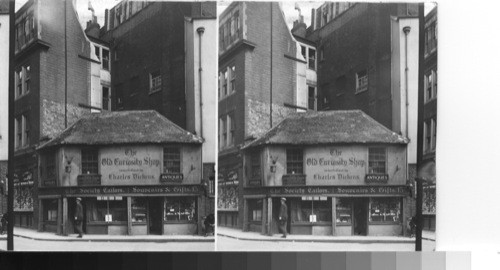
left=336, top=198, right=352, bottom=225
left=163, top=147, right=181, bottom=173
left=164, top=197, right=196, bottom=222
left=88, top=197, right=127, bottom=222
left=369, top=197, right=401, bottom=223
left=81, top=148, right=99, bottom=174
left=248, top=199, right=262, bottom=222
left=131, top=197, right=147, bottom=223
left=368, top=148, right=386, bottom=174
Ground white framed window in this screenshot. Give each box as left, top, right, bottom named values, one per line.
left=228, top=114, right=235, bottom=146
left=424, top=69, right=437, bottom=102
left=368, top=147, right=386, bottom=174
left=230, top=66, right=236, bottom=93
left=102, top=87, right=111, bottom=111
left=149, top=71, right=161, bottom=94
left=308, top=86, right=317, bottom=111
left=300, top=45, right=317, bottom=70
left=102, top=49, right=110, bottom=70
left=219, top=117, right=227, bottom=149
left=424, top=118, right=437, bottom=153
left=15, top=114, right=29, bottom=149
left=355, top=70, right=368, bottom=93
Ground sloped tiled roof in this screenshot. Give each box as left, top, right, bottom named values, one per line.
left=39, top=110, right=202, bottom=150
left=244, top=110, right=408, bottom=149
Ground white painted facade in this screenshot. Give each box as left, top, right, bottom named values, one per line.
left=391, top=17, right=419, bottom=165
left=185, top=17, right=217, bottom=164
left=0, top=12, right=9, bottom=161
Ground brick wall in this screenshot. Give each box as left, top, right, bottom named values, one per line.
left=109, top=2, right=189, bottom=129
left=310, top=3, right=416, bottom=130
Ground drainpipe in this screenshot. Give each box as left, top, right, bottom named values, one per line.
left=269, top=3, right=273, bottom=128
left=403, top=26, right=411, bottom=139
left=197, top=27, right=205, bottom=139
left=64, top=0, right=68, bottom=128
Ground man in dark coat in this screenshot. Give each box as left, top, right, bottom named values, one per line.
left=74, top=198, right=84, bottom=238
left=204, top=213, right=215, bottom=236
left=278, top=197, right=288, bottom=238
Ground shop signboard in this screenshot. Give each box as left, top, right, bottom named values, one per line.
left=365, top=174, right=389, bottom=184
left=160, top=173, right=184, bottom=183
left=100, top=146, right=162, bottom=185
left=38, top=184, right=204, bottom=196
left=244, top=185, right=409, bottom=196
left=305, top=146, right=367, bottom=185
left=248, top=178, right=261, bottom=186
left=282, top=174, right=306, bottom=186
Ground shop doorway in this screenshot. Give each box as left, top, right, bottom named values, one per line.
left=353, top=198, right=368, bottom=236
left=149, top=198, right=163, bottom=235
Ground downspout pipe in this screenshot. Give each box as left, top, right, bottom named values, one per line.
left=269, top=2, right=273, bottom=128
left=403, top=26, right=411, bottom=139
left=197, top=27, right=205, bottom=139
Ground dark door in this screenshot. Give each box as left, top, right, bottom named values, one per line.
left=149, top=198, right=162, bottom=235
left=353, top=198, right=368, bottom=236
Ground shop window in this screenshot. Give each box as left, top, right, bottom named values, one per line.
left=131, top=197, right=147, bottom=223
left=355, top=70, right=368, bottom=93
left=286, top=148, right=303, bottom=174
left=102, top=49, right=110, bottom=70
left=369, top=197, right=401, bottom=223
left=335, top=198, right=352, bottom=225
left=164, top=197, right=196, bottom=223
left=88, top=197, right=127, bottom=222
left=81, top=148, right=99, bottom=174
left=149, top=71, right=162, bottom=94
left=43, top=199, right=58, bottom=222
left=163, top=147, right=181, bottom=174
left=250, top=151, right=261, bottom=180
left=291, top=197, right=331, bottom=223
left=368, top=147, right=386, bottom=174
left=247, top=199, right=262, bottom=222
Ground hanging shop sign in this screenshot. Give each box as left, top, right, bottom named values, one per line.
left=160, top=173, right=184, bottom=184
left=244, top=185, right=409, bottom=196
left=38, top=184, right=204, bottom=196
left=282, top=174, right=306, bottom=186
left=365, top=174, right=389, bottom=184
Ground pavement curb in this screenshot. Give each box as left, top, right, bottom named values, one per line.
left=10, top=234, right=214, bottom=243
left=217, top=233, right=416, bottom=244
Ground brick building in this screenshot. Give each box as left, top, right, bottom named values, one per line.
left=217, top=2, right=316, bottom=228
left=36, top=111, right=208, bottom=236
left=12, top=0, right=105, bottom=229
left=241, top=111, right=410, bottom=236
left=305, top=3, right=420, bottom=220
left=418, top=6, right=437, bottom=231
left=99, top=0, right=217, bottom=216
left=0, top=1, right=9, bottom=216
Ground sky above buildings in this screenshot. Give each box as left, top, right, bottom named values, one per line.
left=15, top=1, right=437, bottom=31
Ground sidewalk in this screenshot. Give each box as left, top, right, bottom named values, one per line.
left=0, top=227, right=214, bottom=243
left=217, top=227, right=435, bottom=243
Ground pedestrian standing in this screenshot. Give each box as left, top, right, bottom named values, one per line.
left=278, top=197, right=288, bottom=238
left=74, top=198, right=84, bottom=238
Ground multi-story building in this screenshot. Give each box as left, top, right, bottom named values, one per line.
left=418, top=6, right=437, bottom=231
left=101, top=1, right=217, bottom=213
left=36, top=111, right=207, bottom=236
left=306, top=3, right=420, bottom=215
left=241, top=110, right=410, bottom=236
left=12, top=0, right=107, bottom=229
left=0, top=1, right=9, bottom=215
left=217, top=2, right=316, bottom=228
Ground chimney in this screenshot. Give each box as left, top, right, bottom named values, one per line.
left=311, top=8, right=316, bottom=30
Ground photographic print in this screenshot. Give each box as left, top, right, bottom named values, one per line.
left=0, top=0, right=217, bottom=251
left=216, top=1, right=437, bottom=251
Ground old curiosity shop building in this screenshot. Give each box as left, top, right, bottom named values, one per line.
left=36, top=111, right=210, bottom=236
left=240, top=110, right=412, bottom=236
